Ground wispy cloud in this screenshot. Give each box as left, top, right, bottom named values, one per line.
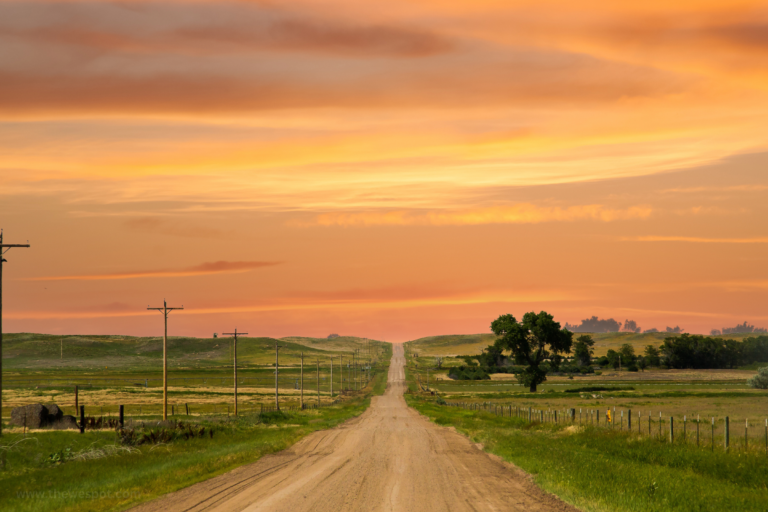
left=25, top=261, right=282, bottom=281
left=622, top=236, right=768, bottom=244
left=660, top=185, right=768, bottom=194
left=4, top=286, right=578, bottom=320
left=310, top=204, right=652, bottom=227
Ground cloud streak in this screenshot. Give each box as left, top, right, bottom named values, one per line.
left=622, top=236, right=768, bottom=244
left=26, top=260, right=282, bottom=281
left=311, top=204, right=653, bottom=227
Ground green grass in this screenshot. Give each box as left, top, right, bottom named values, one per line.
left=0, top=346, right=391, bottom=512
left=405, top=331, right=757, bottom=359
left=407, top=395, right=768, bottom=512
left=4, top=333, right=387, bottom=373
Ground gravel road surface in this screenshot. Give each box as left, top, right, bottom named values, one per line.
left=133, top=344, right=578, bottom=512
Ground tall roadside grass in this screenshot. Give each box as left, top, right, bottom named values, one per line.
left=407, top=395, right=768, bottom=512
left=0, top=357, right=391, bottom=512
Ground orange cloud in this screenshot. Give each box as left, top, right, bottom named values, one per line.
left=4, top=286, right=576, bottom=320
left=25, top=261, right=282, bottom=281
left=312, top=204, right=653, bottom=226
left=623, top=236, right=768, bottom=243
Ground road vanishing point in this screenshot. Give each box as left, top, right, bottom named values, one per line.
left=134, top=344, right=577, bottom=512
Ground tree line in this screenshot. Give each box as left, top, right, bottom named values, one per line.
left=449, top=311, right=768, bottom=391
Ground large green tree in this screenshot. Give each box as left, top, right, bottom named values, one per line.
left=491, top=311, right=573, bottom=392
left=573, top=334, right=595, bottom=366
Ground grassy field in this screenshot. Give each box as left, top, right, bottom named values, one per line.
left=406, top=394, right=768, bottom=512
left=2, top=333, right=387, bottom=423
left=403, top=336, right=768, bottom=512
left=4, top=333, right=385, bottom=372
left=0, top=344, right=392, bottom=512
left=405, top=331, right=757, bottom=364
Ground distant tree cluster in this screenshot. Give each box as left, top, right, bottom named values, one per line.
left=565, top=316, right=621, bottom=333
left=658, top=334, right=768, bottom=369
left=710, top=322, right=768, bottom=336
left=447, top=366, right=491, bottom=380
left=596, top=343, right=641, bottom=371
left=622, top=320, right=642, bottom=333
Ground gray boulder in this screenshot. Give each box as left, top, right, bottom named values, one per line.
left=50, top=415, right=79, bottom=430
left=45, top=404, right=64, bottom=422
left=10, top=404, right=48, bottom=428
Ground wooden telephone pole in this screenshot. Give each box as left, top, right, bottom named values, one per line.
left=316, top=359, right=320, bottom=406
left=300, top=351, right=304, bottom=409
left=274, top=340, right=285, bottom=411
left=147, top=299, right=183, bottom=421
left=223, top=328, right=247, bottom=416
left=0, top=230, right=30, bottom=436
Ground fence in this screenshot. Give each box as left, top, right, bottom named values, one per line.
left=444, top=401, right=768, bottom=454
left=5, top=376, right=345, bottom=390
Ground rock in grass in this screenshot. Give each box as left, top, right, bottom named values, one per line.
left=50, top=415, right=79, bottom=430
left=10, top=404, right=48, bottom=428
left=45, top=404, right=64, bottom=422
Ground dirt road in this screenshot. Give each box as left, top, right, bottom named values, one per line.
left=134, top=345, right=577, bottom=512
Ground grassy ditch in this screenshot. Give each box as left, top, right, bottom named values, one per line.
left=0, top=353, right=391, bottom=512
left=406, top=394, right=768, bottom=512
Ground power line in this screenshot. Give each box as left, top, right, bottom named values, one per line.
left=147, top=299, right=184, bottom=421
left=274, top=340, right=286, bottom=411
left=223, top=328, right=248, bottom=416
left=0, top=230, right=30, bottom=436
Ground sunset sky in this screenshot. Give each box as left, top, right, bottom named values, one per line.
left=2, top=0, right=768, bottom=342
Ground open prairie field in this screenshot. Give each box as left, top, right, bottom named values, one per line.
left=4, top=333, right=385, bottom=373
left=2, top=333, right=388, bottom=423
left=406, top=331, right=757, bottom=365
left=404, top=343, right=768, bottom=512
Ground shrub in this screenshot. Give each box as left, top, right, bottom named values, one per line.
left=747, top=366, right=768, bottom=389
left=435, top=396, right=447, bottom=405
left=627, top=364, right=639, bottom=372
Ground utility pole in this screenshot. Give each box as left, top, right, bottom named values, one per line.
left=223, top=328, right=247, bottom=416
left=0, top=230, right=30, bottom=436
left=300, top=351, right=304, bottom=409
left=274, top=340, right=285, bottom=411
left=329, top=356, right=334, bottom=398
left=354, top=349, right=359, bottom=390
left=147, top=299, right=183, bottom=421
left=316, top=359, right=320, bottom=406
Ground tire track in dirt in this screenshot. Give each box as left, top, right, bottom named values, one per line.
left=133, top=345, right=579, bottom=512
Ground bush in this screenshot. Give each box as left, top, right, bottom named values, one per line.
left=627, top=364, right=639, bottom=372
left=435, top=396, right=447, bottom=405
left=447, top=366, right=491, bottom=380
left=747, top=367, right=768, bottom=389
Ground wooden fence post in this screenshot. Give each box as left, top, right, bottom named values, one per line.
left=628, top=409, right=632, bottom=431
left=725, top=416, right=730, bottom=452
left=119, top=405, right=124, bottom=430
left=670, top=416, right=674, bottom=443
left=745, top=419, right=748, bottom=451
left=79, top=405, right=85, bottom=434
